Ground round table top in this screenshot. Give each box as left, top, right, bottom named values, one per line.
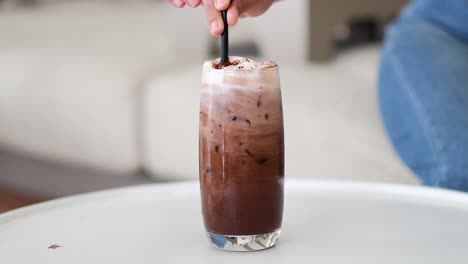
left=1, top=179, right=468, bottom=264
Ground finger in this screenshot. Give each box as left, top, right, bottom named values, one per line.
left=226, top=2, right=239, bottom=26
left=214, top=0, right=231, bottom=11
left=186, top=0, right=202, bottom=7
left=203, top=0, right=224, bottom=36
left=168, top=0, right=186, bottom=8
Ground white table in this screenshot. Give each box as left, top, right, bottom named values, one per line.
left=1, top=180, right=468, bottom=264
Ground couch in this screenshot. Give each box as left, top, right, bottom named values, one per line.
left=0, top=1, right=418, bottom=198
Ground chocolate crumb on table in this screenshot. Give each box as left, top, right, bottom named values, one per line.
left=48, top=244, right=62, bottom=250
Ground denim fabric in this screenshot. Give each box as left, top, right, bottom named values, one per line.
left=378, top=0, right=468, bottom=191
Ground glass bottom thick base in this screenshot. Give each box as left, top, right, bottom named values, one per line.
left=206, top=229, right=281, bottom=251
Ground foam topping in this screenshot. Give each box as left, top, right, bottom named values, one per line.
left=204, top=56, right=277, bottom=71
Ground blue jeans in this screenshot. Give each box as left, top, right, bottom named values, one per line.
left=379, top=0, right=468, bottom=191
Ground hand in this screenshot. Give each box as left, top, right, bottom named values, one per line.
left=167, top=0, right=276, bottom=35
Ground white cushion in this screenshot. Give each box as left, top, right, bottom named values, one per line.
left=0, top=2, right=208, bottom=172
left=143, top=67, right=201, bottom=181
left=143, top=45, right=419, bottom=184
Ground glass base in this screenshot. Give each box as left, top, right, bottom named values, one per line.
left=206, top=229, right=281, bottom=251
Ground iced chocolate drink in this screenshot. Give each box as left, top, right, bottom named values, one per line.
left=199, top=57, right=284, bottom=251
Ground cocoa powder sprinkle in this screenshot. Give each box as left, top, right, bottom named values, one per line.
left=212, top=59, right=241, bottom=69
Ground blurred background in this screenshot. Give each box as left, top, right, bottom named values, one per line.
left=0, top=0, right=418, bottom=213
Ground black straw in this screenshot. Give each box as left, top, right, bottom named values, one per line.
left=220, top=10, right=229, bottom=65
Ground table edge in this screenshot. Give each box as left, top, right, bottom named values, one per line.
left=1, top=179, right=467, bottom=224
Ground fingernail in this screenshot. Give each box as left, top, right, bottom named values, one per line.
left=174, top=0, right=183, bottom=7
left=215, top=0, right=223, bottom=9
left=210, top=20, right=219, bottom=33
left=187, top=0, right=197, bottom=7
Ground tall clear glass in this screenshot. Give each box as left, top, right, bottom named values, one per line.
left=199, top=58, right=284, bottom=251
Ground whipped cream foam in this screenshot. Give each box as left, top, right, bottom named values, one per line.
left=204, top=56, right=278, bottom=71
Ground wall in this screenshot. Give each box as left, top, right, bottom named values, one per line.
left=230, top=0, right=309, bottom=63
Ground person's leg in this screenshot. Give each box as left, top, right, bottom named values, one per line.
left=378, top=0, right=468, bottom=191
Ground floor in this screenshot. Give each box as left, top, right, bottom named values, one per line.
left=0, top=147, right=154, bottom=214
left=0, top=147, right=153, bottom=198
left=0, top=186, right=45, bottom=213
